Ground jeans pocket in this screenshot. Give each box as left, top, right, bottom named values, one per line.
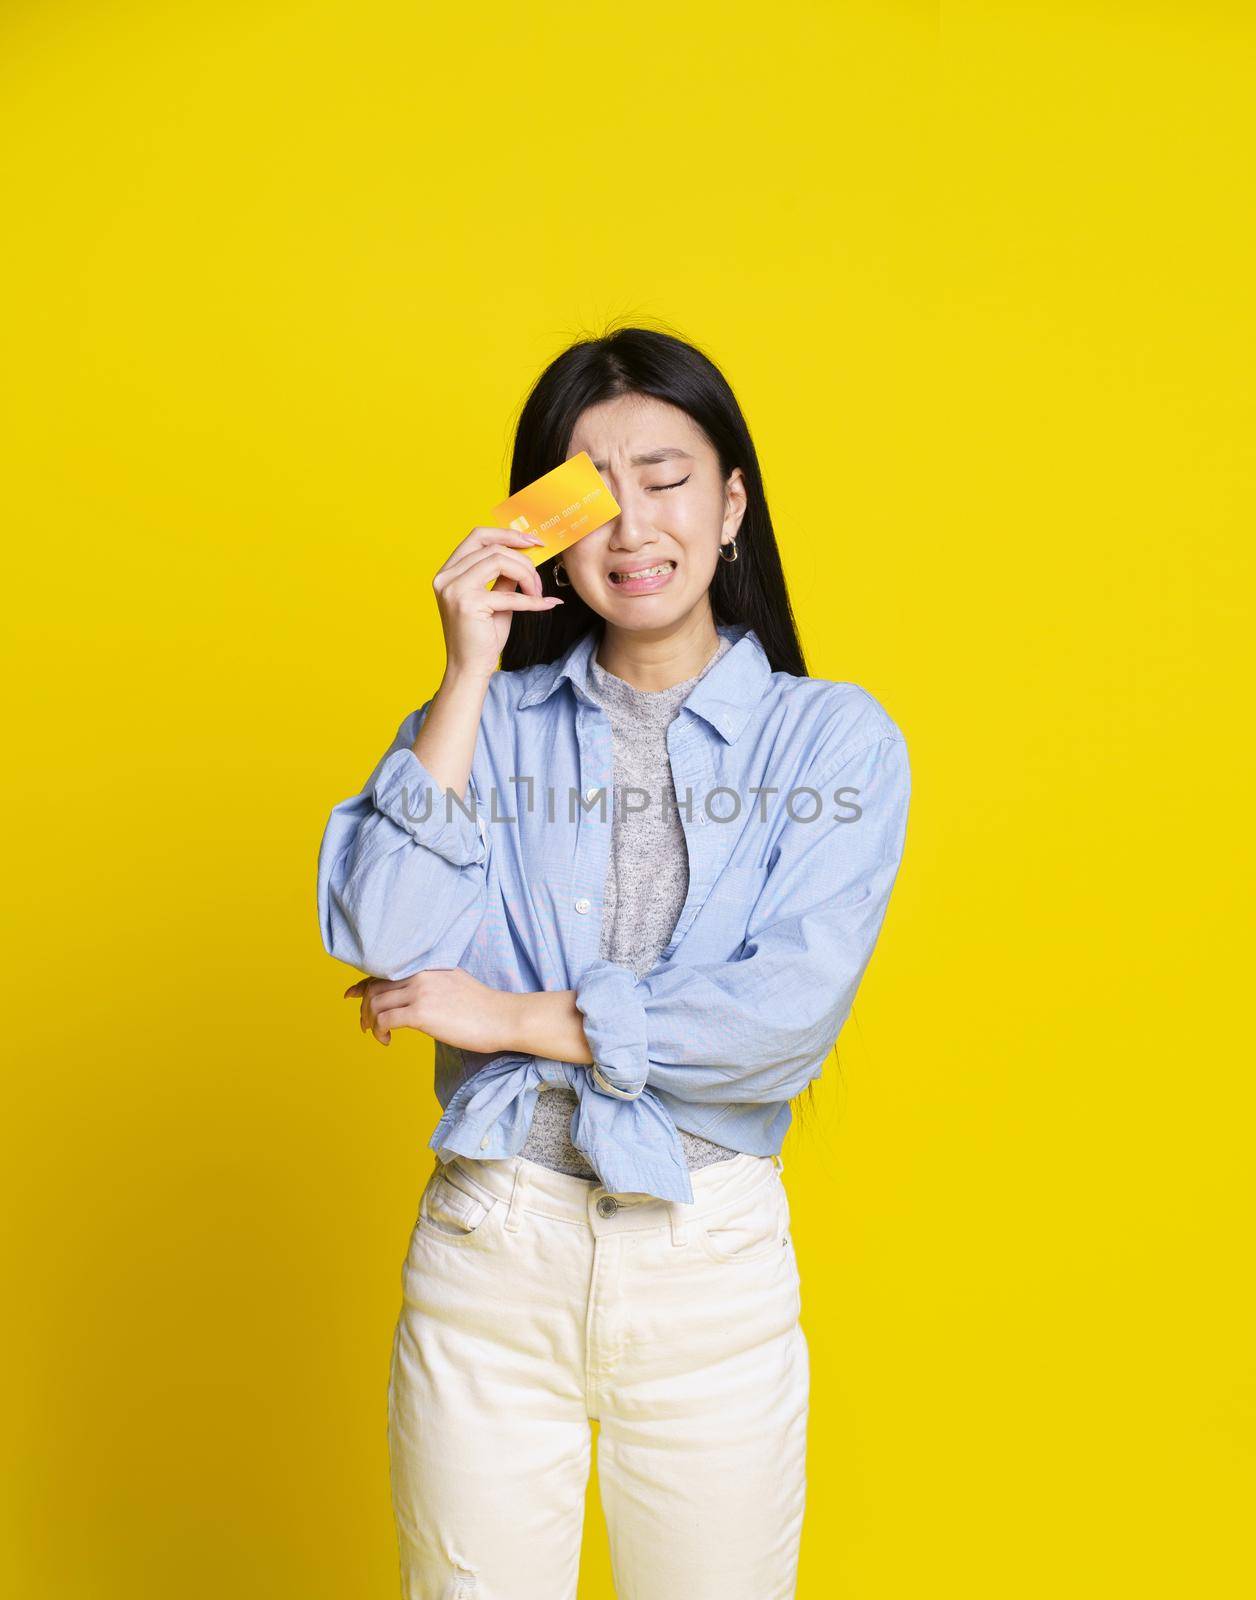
left=696, top=1177, right=787, bottom=1264
left=416, top=1161, right=501, bottom=1246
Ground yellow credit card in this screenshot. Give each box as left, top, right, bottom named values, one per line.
left=486, top=451, right=620, bottom=571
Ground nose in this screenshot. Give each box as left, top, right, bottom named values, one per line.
left=605, top=489, right=660, bottom=553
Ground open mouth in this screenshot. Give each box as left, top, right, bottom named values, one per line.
left=608, top=560, right=676, bottom=586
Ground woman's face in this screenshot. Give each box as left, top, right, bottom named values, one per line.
left=560, top=393, right=746, bottom=634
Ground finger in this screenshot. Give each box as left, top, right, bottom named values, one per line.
left=372, top=998, right=416, bottom=1025
left=483, top=591, right=564, bottom=612
left=476, top=550, right=547, bottom=601
left=440, top=525, right=547, bottom=572
left=361, top=976, right=412, bottom=997
left=366, top=997, right=415, bottom=1043
left=356, top=976, right=408, bottom=1021
left=435, top=547, right=537, bottom=601
left=443, top=544, right=548, bottom=599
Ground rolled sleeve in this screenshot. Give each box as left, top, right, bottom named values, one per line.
left=574, top=958, right=649, bottom=1100
left=371, top=747, right=487, bottom=868
left=316, top=702, right=491, bottom=980
left=575, top=733, right=911, bottom=1109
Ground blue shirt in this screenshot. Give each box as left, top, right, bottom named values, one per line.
left=316, top=621, right=912, bottom=1204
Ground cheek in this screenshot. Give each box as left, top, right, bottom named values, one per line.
left=669, top=503, right=725, bottom=560
left=559, top=543, right=604, bottom=585
left=677, top=534, right=723, bottom=581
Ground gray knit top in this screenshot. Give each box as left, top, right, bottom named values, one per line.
left=518, top=631, right=740, bottom=1181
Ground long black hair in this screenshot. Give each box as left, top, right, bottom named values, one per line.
left=498, top=325, right=808, bottom=679
left=497, top=324, right=834, bottom=1130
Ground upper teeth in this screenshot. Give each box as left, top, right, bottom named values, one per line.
left=612, top=562, right=674, bottom=582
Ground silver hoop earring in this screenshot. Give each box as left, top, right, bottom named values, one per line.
left=553, top=560, right=571, bottom=586
left=717, top=536, right=739, bottom=563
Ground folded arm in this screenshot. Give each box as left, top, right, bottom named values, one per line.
left=552, top=733, right=911, bottom=1106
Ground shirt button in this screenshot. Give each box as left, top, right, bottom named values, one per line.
left=597, top=1196, right=619, bottom=1217
left=695, top=812, right=707, bottom=825
left=479, top=1135, right=490, bottom=1149
left=584, top=785, right=599, bottom=802
left=574, top=897, right=591, bottom=914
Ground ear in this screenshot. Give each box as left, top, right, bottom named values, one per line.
left=723, top=467, right=748, bottom=537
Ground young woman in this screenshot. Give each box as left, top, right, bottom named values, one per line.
left=316, top=327, right=912, bottom=1599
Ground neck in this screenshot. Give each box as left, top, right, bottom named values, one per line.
left=594, top=608, right=723, bottom=693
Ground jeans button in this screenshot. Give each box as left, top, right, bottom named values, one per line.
left=596, top=1195, right=619, bottom=1217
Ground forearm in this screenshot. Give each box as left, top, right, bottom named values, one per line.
left=412, top=668, right=493, bottom=798
left=510, top=989, right=593, bottom=1064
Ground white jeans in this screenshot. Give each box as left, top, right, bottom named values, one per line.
left=387, top=1147, right=810, bottom=1599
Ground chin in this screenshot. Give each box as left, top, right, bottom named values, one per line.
left=605, top=596, right=696, bottom=629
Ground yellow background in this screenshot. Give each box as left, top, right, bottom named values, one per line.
left=2, top=2, right=1252, bottom=1595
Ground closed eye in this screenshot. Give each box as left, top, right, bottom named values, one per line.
left=650, top=475, right=691, bottom=492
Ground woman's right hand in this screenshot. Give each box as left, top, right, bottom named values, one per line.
left=433, top=526, right=564, bottom=682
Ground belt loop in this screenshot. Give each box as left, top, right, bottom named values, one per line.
left=772, top=1152, right=785, bottom=1173
left=503, top=1159, right=528, bottom=1233
left=669, top=1201, right=688, bottom=1248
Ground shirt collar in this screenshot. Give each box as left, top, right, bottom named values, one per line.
left=516, top=621, right=772, bottom=745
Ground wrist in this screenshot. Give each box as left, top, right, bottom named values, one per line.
left=440, top=664, right=496, bottom=700
left=506, top=989, right=593, bottom=1065
left=501, top=990, right=539, bottom=1056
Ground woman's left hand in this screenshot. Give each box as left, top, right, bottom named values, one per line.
left=344, top=969, right=524, bottom=1052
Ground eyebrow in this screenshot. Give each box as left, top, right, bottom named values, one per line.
left=588, top=448, right=695, bottom=471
